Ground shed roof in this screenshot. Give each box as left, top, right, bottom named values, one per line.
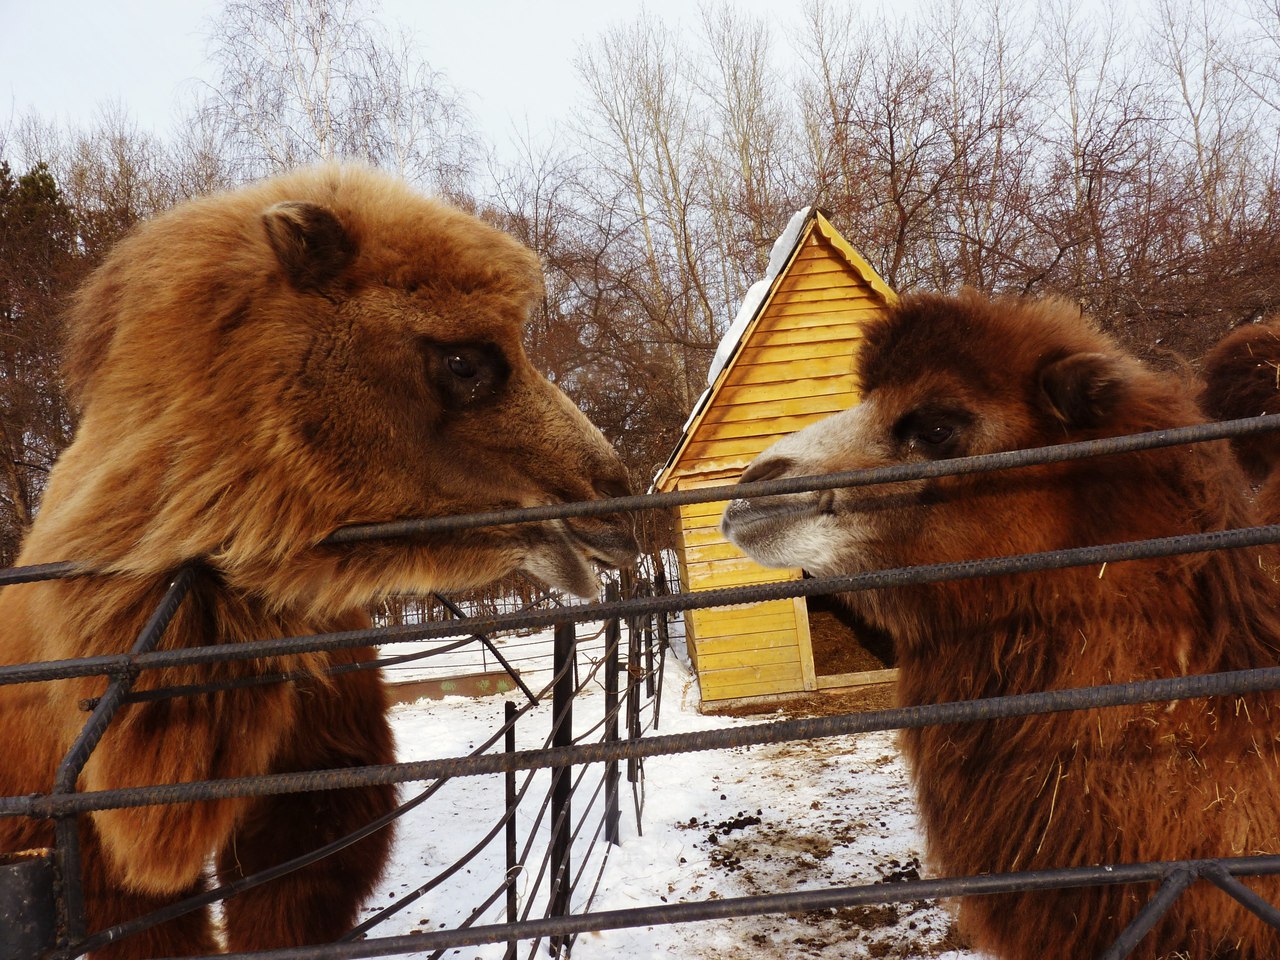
left=652, top=209, right=894, bottom=491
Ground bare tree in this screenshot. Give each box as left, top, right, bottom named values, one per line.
left=575, top=14, right=721, bottom=406
left=1149, top=0, right=1257, bottom=243
left=794, top=1, right=876, bottom=232
left=199, top=0, right=475, bottom=194
left=0, top=162, right=77, bottom=563
left=700, top=2, right=796, bottom=286
left=923, top=0, right=1042, bottom=291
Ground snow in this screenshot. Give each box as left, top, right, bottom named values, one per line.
left=651, top=207, right=814, bottom=492
left=704, top=207, right=812, bottom=389
left=367, top=622, right=985, bottom=959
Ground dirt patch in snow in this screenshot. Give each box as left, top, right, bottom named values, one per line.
left=664, top=736, right=971, bottom=959
left=709, top=682, right=897, bottom=720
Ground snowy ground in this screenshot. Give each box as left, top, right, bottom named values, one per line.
left=365, top=623, right=982, bottom=959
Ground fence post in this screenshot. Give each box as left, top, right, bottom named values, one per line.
left=0, top=852, right=56, bottom=960
left=643, top=615, right=656, bottom=700
left=626, top=613, right=642, bottom=785
left=652, top=572, right=671, bottom=729
left=51, top=566, right=196, bottom=947
left=603, top=584, right=621, bottom=847
left=548, top=621, right=575, bottom=956
left=504, top=701, right=518, bottom=960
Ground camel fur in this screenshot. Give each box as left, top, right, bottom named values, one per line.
left=0, top=165, right=635, bottom=958
left=723, top=290, right=1280, bottom=960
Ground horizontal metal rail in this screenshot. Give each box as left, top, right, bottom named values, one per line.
left=4, top=522, right=1279, bottom=689
left=3, top=415, right=1278, bottom=587
left=169, top=855, right=1280, bottom=960
left=6, top=662, right=1280, bottom=819
left=322, top=415, right=1280, bottom=540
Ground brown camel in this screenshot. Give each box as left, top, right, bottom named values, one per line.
left=723, top=290, right=1280, bottom=959
left=0, top=165, right=636, bottom=959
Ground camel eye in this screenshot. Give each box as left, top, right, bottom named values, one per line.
left=446, top=354, right=477, bottom=379
left=422, top=340, right=509, bottom=410
left=918, top=424, right=954, bottom=445
left=893, top=406, right=971, bottom=458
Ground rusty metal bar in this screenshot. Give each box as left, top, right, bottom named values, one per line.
left=1098, top=867, right=1196, bottom=960
left=547, top=622, right=575, bottom=956
left=1202, top=862, right=1280, bottom=929
left=165, top=855, right=1280, bottom=960
left=7, top=416, right=1278, bottom=590
left=51, top=566, right=195, bottom=947
left=318, top=416, right=1280, bottom=542
left=602, top=585, right=621, bottom=847
left=6, top=521, right=1280, bottom=694
left=505, top=701, right=519, bottom=960
left=10, top=659, right=1280, bottom=821
left=432, top=593, right=537, bottom=705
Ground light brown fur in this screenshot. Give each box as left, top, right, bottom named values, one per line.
left=0, top=166, right=635, bottom=957
left=723, top=291, right=1280, bottom=959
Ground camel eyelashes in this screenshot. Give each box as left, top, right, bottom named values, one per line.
left=892, top=407, right=970, bottom=456
left=917, top=424, right=954, bottom=445
left=421, top=339, right=509, bottom=409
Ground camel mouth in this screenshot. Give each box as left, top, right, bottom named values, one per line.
left=520, top=516, right=636, bottom=599
left=721, top=493, right=823, bottom=544
left=565, top=516, right=639, bottom=570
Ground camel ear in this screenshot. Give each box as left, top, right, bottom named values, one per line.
left=263, top=201, right=356, bottom=291
left=1038, top=352, right=1126, bottom=428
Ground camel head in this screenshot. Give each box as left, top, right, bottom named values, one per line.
left=37, top=166, right=636, bottom=609
left=720, top=291, right=1213, bottom=637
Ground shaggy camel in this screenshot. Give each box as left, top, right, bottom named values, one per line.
left=722, top=290, right=1280, bottom=960
left=0, top=166, right=636, bottom=959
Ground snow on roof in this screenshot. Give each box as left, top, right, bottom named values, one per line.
left=652, top=208, right=813, bottom=491
left=705, top=206, right=812, bottom=388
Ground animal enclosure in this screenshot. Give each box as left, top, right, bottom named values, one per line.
left=3, top=414, right=1280, bottom=960
left=653, top=209, right=898, bottom=705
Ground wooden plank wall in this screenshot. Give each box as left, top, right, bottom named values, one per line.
left=667, top=228, right=889, bottom=702
left=672, top=235, right=882, bottom=480
left=675, top=493, right=812, bottom=701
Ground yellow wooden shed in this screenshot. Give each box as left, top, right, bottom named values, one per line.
left=653, top=208, right=898, bottom=706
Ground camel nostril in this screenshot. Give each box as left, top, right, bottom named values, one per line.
left=738, top=457, right=794, bottom=486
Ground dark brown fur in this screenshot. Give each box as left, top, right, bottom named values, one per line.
left=1202, top=317, right=1280, bottom=522
left=724, top=291, right=1280, bottom=959
left=0, top=166, right=635, bottom=958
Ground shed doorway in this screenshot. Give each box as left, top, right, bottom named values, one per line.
left=804, top=590, right=896, bottom=685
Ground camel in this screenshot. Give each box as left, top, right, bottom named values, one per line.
left=722, top=290, right=1280, bottom=959
left=0, top=165, right=636, bottom=959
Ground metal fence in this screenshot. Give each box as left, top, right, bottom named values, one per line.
left=4, top=414, right=1280, bottom=960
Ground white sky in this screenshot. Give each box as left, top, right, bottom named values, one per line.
left=1, top=0, right=799, bottom=157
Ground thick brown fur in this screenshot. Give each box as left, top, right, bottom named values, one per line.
left=723, top=290, right=1280, bottom=960
left=1202, top=317, right=1280, bottom=523
left=0, top=166, right=635, bottom=958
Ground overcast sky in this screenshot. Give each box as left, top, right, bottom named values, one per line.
left=2, top=0, right=801, bottom=157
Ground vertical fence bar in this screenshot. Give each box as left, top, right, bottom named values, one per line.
left=548, top=621, right=575, bottom=956
left=504, top=701, right=519, bottom=960
left=625, top=614, right=641, bottom=785
left=624, top=611, right=646, bottom=837
left=603, top=584, right=621, bottom=847
left=643, top=616, right=655, bottom=700
left=51, top=566, right=196, bottom=950
left=652, top=574, right=671, bottom=729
